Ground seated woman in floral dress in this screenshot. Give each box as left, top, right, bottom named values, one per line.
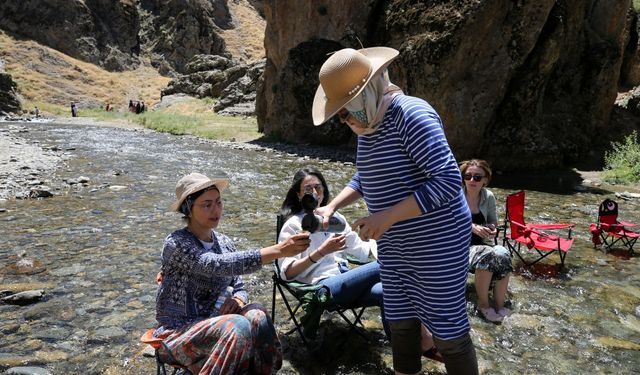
left=154, top=172, right=310, bottom=374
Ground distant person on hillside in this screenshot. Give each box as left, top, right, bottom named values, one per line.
left=70, top=102, right=77, bottom=117
left=135, top=101, right=141, bottom=114
left=34, top=107, right=40, bottom=118
left=140, top=101, right=146, bottom=113
left=129, top=100, right=134, bottom=112
left=105, top=103, right=112, bottom=112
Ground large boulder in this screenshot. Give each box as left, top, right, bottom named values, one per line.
left=258, top=0, right=636, bottom=171
left=0, top=60, right=21, bottom=114
left=139, top=0, right=231, bottom=74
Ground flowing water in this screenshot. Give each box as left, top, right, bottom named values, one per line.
left=0, top=121, right=639, bottom=375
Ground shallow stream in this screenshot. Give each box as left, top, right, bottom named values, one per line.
left=0, top=121, right=639, bottom=374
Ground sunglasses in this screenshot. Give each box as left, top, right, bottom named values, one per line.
left=303, top=183, right=324, bottom=194
left=463, top=174, right=484, bottom=182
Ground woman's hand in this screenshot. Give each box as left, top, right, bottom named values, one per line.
left=219, top=297, right=244, bottom=315
left=319, top=233, right=347, bottom=255
left=472, top=224, right=497, bottom=239
left=352, top=210, right=394, bottom=241
left=278, top=232, right=311, bottom=257
left=315, top=205, right=336, bottom=229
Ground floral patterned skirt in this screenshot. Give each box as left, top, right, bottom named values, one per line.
left=156, top=303, right=282, bottom=375
left=468, top=245, right=513, bottom=280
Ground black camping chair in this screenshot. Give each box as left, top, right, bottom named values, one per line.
left=270, top=214, right=371, bottom=347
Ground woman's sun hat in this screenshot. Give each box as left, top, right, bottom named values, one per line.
left=312, top=47, right=399, bottom=126
left=170, top=172, right=229, bottom=212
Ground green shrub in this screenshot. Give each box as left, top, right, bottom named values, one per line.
left=602, top=130, right=640, bottom=184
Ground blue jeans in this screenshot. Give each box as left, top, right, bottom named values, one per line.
left=318, top=260, right=389, bottom=337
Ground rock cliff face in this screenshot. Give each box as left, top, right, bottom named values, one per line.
left=0, top=0, right=232, bottom=74
left=0, top=0, right=140, bottom=72
left=0, top=60, right=21, bottom=115
left=259, top=0, right=637, bottom=170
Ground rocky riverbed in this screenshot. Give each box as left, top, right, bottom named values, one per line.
left=1, top=119, right=639, bottom=375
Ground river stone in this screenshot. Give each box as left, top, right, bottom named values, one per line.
left=28, top=188, right=53, bottom=198
left=49, top=264, right=85, bottom=276
left=1, top=290, right=44, bottom=305
left=5, top=366, right=52, bottom=375
left=616, top=191, right=640, bottom=199
left=594, top=336, right=640, bottom=350
left=32, top=327, right=70, bottom=341
left=89, top=327, right=127, bottom=342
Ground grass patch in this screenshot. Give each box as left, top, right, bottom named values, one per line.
left=635, top=0, right=640, bottom=12
left=602, top=130, right=640, bottom=184
left=64, top=97, right=262, bottom=142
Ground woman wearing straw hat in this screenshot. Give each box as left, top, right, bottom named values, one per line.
left=154, top=172, right=311, bottom=375
left=313, top=48, right=478, bottom=375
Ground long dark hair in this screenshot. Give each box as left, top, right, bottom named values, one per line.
left=280, top=166, right=330, bottom=221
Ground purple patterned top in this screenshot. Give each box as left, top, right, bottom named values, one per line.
left=155, top=228, right=263, bottom=330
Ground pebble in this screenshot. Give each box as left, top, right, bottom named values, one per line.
left=5, top=367, right=52, bottom=375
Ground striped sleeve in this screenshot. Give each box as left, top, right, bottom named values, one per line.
left=395, top=99, right=463, bottom=213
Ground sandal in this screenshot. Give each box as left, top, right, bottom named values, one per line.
left=478, top=307, right=503, bottom=323
left=496, top=307, right=511, bottom=318
left=422, top=346, right=445, bottom=363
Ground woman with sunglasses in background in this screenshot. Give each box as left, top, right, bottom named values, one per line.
left=460, top=159, right=513, bottom=323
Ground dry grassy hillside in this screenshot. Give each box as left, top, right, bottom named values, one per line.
left=0, top=0, right=264, bottom=114
left=0, top=31, right=170, bottom=112
left=222, top=0, right=266, bottom=63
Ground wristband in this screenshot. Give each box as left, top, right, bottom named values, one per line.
left=308, top=253, right=317, bottom=263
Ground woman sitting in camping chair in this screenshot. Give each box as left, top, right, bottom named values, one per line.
left=154, top=172, right=311, bottom=375
left=278, top=166, right=443, bottom=361
left=460, top=159, right=513, bottom=323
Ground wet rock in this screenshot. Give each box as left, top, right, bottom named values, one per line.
left=77, top=176, right=90, bottom=183
left=11, top=257, right=46, bottom=275
left=89, top=327, right=127, bottom=343
left=615, top=191, right=640, bottom=200
left=28, top=188, right=53, bottom=198
left=1, top=290, right=45, bottom=305
left=5, top=366, right=52, bottom=375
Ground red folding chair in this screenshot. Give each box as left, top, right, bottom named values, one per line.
left=589, top=198, right=639, bottom=254
left=502, top=191, right=575, bottom=268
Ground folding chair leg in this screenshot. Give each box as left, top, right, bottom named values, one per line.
left=271, top=274, right=277, bottom=322
left=155, top=350, right=167, bottom=375
left=336, top=307, right=370, bottom=342
left=275, top=282, right=310, bottom=347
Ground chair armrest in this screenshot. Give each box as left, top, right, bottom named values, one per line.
left=345, top=254, right=372, bottom=266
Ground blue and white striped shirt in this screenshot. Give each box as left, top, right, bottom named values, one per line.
left=348, top=95, right=472, bottom=340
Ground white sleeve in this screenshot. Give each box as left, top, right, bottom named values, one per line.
left=338, top=212, right=373, bottom=262
left=277, top=216, right=304, bottom=281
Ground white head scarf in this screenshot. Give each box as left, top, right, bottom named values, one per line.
left=344, top=69, right=404, bottom=135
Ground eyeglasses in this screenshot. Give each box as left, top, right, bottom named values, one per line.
left=463, top=174, right=485, bottom=182
left=303, top=184, right=324, bottom=194
left=337, top=110, right=352, bottom=123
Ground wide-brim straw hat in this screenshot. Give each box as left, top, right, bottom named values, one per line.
left=312, top=47, right=399, bottom=126
left=170, top=172, right=229, bottom=212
